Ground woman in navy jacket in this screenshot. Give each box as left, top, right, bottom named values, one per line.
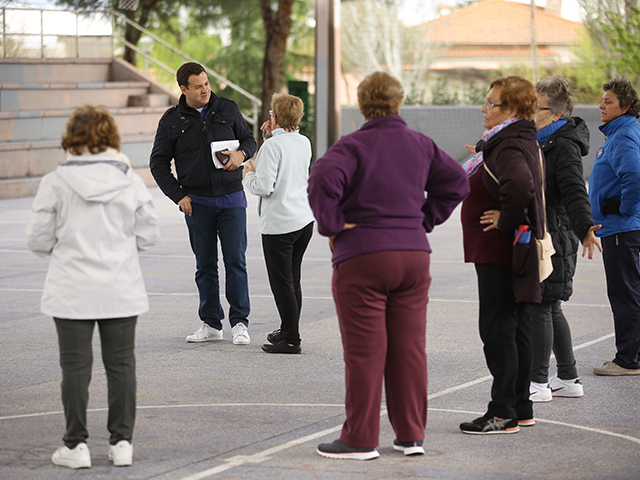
left=589, top=78, right=640, bottom=376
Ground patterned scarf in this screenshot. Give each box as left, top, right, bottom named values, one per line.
left=463, top=117, right=520, bottom=177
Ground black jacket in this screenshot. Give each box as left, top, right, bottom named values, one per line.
left=482, top=120, right=545, bottom=304
left=540, top=117, right=594, bottom=301
left=149, top=93, right=257, bottom=204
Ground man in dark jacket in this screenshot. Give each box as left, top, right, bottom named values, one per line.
left=150, top=62, right=257, bottom=345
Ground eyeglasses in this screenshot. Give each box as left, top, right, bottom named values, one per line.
left=536, top=106, right=552, bottom=111
left=485, top=99, right=508, bottom=109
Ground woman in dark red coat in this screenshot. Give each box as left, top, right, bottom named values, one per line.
left=460, top=76, right=545, bottom=434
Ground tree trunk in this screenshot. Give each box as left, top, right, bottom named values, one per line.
left=122, top=0, right=158, bottom=66
left=259, top=0, right=294, bottom=123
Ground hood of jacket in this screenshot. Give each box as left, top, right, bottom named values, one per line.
left=56, top=148, right=134, bottom=203
left=541, top=117, right=590, bottom=156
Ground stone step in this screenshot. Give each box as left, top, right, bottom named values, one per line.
left=128, top=93, right=171, bottom=107
left=0, top=82, right=154, bottom=111
left=0, top=133, right=159, bottom=198
left=0, top=167, right=157, bottom=199
left=0, top=133, right=157, bottom=179
left=0, top=106, right=166, bottom=142
left=0, top=58, right=112, bottom=83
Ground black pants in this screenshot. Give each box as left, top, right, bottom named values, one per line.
left=54, top=316, right=137, bottom=448
left=475, top=264, right=533, bottom=421
left=261, top=222, right=314, bottom=345
left=602, top=231, right=640, bottom=369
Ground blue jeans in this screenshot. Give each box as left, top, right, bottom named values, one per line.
left=185, top=204, right=250, bottom=329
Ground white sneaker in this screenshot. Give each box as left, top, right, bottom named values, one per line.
left=186, top=323, right=223, bottom=343
left=549, top=375, right=584, bottom=398
left=51, top=442, right=91, bottom=469
left=232, top=323, right=250, bottom=345
left=108, top=440, right=133, bottom=466
left=529, top=382, right=552, bottom=402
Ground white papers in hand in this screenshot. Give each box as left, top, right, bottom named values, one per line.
left=210, top=139, right=240, bottom=169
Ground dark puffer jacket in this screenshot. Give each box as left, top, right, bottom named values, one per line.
left=540, top=117, right=594, bottom=301
left=150, top=93, right=257, bottom=204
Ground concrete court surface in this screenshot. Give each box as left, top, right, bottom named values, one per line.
left=1, top=186, right=639, bottom=480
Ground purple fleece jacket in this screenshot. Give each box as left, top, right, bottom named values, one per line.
left=307, top=115, right=470, bottom=265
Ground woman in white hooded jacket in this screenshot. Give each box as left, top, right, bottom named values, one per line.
left=26, top=105, right=160, bottom=469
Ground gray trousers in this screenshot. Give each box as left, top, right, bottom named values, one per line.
left=54, top=316, right=137, bottom=448
left=524, top=300, right=578, bottom=383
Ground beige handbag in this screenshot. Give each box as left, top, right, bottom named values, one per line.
left=484, top=148, right=555, bottom=281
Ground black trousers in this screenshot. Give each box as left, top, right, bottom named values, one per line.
left=475, top=264, right=533, bottom=421
left=261, top=222, right=314, bottom=345
left=602, top=231, right=640, bottom=369
left=54, top=316, right=137, bottom=448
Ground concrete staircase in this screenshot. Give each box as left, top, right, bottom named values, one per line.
left=0, top=57, right=178, bottom=198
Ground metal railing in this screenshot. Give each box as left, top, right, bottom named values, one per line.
left=1, top=7, right=261, bottom=135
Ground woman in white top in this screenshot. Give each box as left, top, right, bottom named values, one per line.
left=243, top=93, right=315, bottom=354
left=26, top=105, right=160, bottom=469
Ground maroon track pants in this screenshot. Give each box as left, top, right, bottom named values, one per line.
left=332, top=250, right=431, bottom=448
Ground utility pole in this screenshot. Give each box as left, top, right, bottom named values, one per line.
left=530, top=0, right=539, bottom=83
left=315, top=0, right=341, bottom=160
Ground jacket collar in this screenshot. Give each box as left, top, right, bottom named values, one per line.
left=600, top=114, right=638, bottom=136
left=360, top=115, right=407, bottom=130
left=178, top=92, right=221, bottom=115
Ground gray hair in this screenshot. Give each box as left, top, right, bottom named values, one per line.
left=536, top=76, right=573, bottom=120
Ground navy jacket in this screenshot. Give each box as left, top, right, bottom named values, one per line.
left=540, top=117, right=594, bottom=302
left=150, top=93, right=257, bottom=204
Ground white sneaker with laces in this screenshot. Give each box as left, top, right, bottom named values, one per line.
left=549, top=375, right=584, bottom=398
left=529, top=381, right=552, bottom=402
left=186, top=323, right=223, bottom=343
left=108, top=440, right=133, bottom=466
left=232, top=323, right=250, bottom=345
left=51, top=442, right=91, bottom=469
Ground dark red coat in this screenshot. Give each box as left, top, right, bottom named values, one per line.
left=462, top=120, right=544, bottom=303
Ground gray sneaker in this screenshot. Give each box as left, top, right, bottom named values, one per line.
left=593, top=360, right=640, bottom=376
left=186, top=323, right=223, bottom=343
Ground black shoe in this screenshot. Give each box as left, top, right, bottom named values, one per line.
left=316, top=439, right=379, bottom=460
left=261, top=340, right=301, bottom=354
left=393, top=439, right=425, bottom=456
left=266, top=329, right=283, bottom=344
left=460, top=416, right=519, bottom=435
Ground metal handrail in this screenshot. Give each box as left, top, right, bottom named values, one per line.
left=107, top=9, right=261, bottom=104
left=107, top=9, right=261, bottom=135
left=1, top=7, right=261, bottom=135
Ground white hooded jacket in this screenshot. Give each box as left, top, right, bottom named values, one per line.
left=26, top=149, right=160, bottom=319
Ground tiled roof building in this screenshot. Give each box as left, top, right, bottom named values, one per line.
left=422, top=0, right=583, bottom=71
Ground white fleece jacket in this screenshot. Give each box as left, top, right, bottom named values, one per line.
left=26, top=149, right=160, bottom=319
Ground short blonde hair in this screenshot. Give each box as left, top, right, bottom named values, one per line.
left=272, top=93, right=304, bottom=132
left=490, top=76, right=537, bottom=121
left=61, top=105, right=120, bottom=155
left=357, top=71, right=404, bottom=120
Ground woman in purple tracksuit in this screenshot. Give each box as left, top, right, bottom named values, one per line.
left=308, top=71, right=469, bottom=460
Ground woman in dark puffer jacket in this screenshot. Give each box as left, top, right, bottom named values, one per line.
left=525, top=76, right=602, bottom=403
